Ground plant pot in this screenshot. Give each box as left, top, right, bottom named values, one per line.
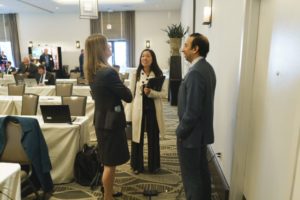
left=169, top=38, right=182, bottom=56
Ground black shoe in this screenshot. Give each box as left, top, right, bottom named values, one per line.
left=101, top=186, right=123, bottom=197
left=113, top=191, right=123, bottom=197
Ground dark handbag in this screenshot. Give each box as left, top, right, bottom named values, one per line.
left=104, top=109, right=126, bottom=130
left=74, top=144, right=103, bottom=188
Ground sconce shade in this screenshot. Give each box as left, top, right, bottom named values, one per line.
left=76, top=41, right=80, bottom=48
left=106, top=24, right=112, bottom=30
left=203, top=6, right=212, bottom=25
left=146, top=40, right=150, bottom=48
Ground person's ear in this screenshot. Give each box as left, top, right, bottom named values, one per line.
left=192, top=45, right=199, bottom=54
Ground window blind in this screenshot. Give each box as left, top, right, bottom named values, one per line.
left=101, top=12, right=125, bottom=40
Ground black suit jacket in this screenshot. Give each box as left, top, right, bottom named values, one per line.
left=176, top=58, right=216, bottom=148
left=35, top=72, right=56, bottom=85
left=90, top=67, right=132, bottom=130
left=4, top=66, right=16, bottom=74
left=39, top=54, right=54, bottom=72
left=18, top=63, right=37, bottom=78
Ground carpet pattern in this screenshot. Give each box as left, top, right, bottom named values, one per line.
left=25, top=100, right=220, bottom=200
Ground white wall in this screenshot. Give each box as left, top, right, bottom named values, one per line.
left=180, top=0, right=194, bottom=76
left=135, top=11, right=180, bottom=69
left=17, top=11, right=180, bottom=71
left=243, top=0, right=300, bottom=199
left=181, top=0, right=246, bottom=183
left=17, top=13, right=90, bottom=70
left=180, top=0, right=300, bottom=199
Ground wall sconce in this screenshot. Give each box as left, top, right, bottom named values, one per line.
left=29, top=41, right=33, bottom=47
left=203, top=0, right=213, bottom=27
left=146, top=40, right=150, bottom=48
left=106, top=24, right=112, bottom=30
left=76, top=41, right=80, bottom=48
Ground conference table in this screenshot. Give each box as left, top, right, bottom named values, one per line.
left=0, top=115, right=89, bottom=184
left=0, top=95, right=96, bottom=142
left=0, top=85, right=91, bottom=96
left=0, top=162, right=21, bottom=200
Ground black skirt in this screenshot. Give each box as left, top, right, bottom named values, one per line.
left=95, top=128, right=130, bottom=166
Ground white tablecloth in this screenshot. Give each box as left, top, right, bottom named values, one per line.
left=37, top=116, right=89, bottom=183
left=0, top=85, right=91, bottom=96
left=0, top=163, right=21, bottom=200
left=0, top=115, right=89, bottom=184
left=0, top=96, right=95, bottom=142
left=56, top=79, right=77, bottom=85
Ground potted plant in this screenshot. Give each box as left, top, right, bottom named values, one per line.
left=162, top=23, right=189, bottom=56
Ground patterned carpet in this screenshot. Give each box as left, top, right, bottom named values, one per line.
left=25, top=100, right=221, bottom=200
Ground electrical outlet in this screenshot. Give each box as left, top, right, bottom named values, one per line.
left=216, top=152, right=222, bottom=160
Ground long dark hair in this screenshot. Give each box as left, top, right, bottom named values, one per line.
left=136, top=49, right=163, bottom=81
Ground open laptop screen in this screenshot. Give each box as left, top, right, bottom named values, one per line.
left=40, top=105, right=72, bottom=123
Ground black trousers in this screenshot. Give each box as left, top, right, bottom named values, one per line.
left=131, top=109, right=160, bottom=172
left=177, top=142, right=211, bottom=200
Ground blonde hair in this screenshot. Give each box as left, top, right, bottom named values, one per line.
left=84, top=34, right=110, bottom=82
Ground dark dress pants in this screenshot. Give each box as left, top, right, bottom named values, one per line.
left=177, top=141, right=211, bottom=200
left=131, top=109, right=160, bottom=172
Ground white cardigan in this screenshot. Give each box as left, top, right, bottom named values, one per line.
left=126, top=70, right=167, bottom=143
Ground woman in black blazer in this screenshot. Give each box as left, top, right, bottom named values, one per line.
left=84, top=34, right=132, bottom=200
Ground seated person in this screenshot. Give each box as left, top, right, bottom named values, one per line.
left=35, top=65, right=56, bottom=85
left=18, top=56, right=37, bottom=78
left=4, top=61, right=17, bottom=75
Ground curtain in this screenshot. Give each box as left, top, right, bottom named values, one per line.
left=124, top=11, right=135, bottom=68
left=90, top=11, right=135, bottom=68
left=4, top=14, right=21, bottom=68
left=90, top=12, right=102, bottom=34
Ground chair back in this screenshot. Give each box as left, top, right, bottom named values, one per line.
left=0, top=121, right=30, bottom=165
left=56, top=83, right=73, bottom=96
left=8, top=83, right=25, bottom=96
left=77, top=77, right=88, bottom=85
left=70, top=72, right=81, bottom=79
left=21, top=94, right=39, bottom=115
left=62, top=95, right=87, bottom=116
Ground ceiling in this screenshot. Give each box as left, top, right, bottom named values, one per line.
left=0, top=0, right=182, bottom=14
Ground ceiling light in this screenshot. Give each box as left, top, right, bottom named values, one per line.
left=79, top=0, right=98, bottom=19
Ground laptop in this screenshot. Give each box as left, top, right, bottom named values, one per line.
left=40, top=105, right=75, bottom=124
left=24, top=78, right=38, bottom=87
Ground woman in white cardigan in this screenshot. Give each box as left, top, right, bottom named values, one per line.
left=130, top=49, right=166, bottom=174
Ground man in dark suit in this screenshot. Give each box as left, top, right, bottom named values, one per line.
left=4, top=61, right=16, bottom=74
left=18, top=56, right=37, bottom=78
left=79, top=49, right=84, bottom=77
left=36, top=65, right=56, bottom=85
left=176, top=33, right=216, bottom=200
left=39, top=48, right=54, bottom=72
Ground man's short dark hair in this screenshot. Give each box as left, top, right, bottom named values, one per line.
left=190, top=33, right=209, bottom=58
left=38, top=65, right=46, bottom=70
left=7, top=61, right=11, bottom=65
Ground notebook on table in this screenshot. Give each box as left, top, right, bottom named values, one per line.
left=40, top=105, right=76, bottom=124
left=146, top=76, right=165, bottom=91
